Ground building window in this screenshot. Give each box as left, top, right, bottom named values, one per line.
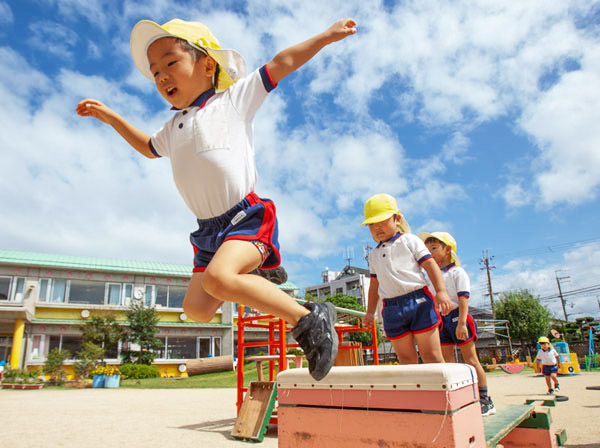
left=155, top=285, right=187, bottom=309
left=106, top=283, right=122, bottom=306
left=198, top=336, right=221, bottom=357
left=144, top=285, right=155, bottom=307
left=38, top=278, right=50, bottom=301
left=336, top=287, right=343, bottom=294
left=166, top=336, right=196, bottom=359
left=69, top=280, right=105, bottom=305
left=50, top=279, right=67, bottom=303
left=0, top=276, right=25, bottom=302
left=48, top=335, right=82, bottom=359
left=30, top=335, right=44, bottom=361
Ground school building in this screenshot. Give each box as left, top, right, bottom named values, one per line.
left=0, top=250, right=298, bottom=377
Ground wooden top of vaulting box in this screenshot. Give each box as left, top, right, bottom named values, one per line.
left=277, top=363, right=477, bottom=391
left=277, top=364, right=479, bottom=412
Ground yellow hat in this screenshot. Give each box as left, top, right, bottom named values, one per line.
left=418, top=231, right=461, bottom=266
left=538, top=336, right=550, bottom=344
left=361, top=194, right=411, bottom=233
left=130, top=18, right=246, bottom=92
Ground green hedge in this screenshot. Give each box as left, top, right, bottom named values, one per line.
left=119, top=363, right=160, bottom=379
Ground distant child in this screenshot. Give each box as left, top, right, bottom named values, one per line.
left=420, top=232, right=496, bottom=416
left=76, top=17, right=358, bottom=380
left=535, top=336, right=561, bottom=394
left=361, top=194, right=452, bottom=365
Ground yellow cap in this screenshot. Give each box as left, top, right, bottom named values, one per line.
left=418, top=231, right=461, bottom=266
left=538, top=336, right=550, bottom=344
left=361, top=194, right=411, bottom=233
left=130, top=18, right=246, bottom=92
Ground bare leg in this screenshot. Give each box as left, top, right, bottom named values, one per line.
left=199, top=239, right=309, bottom=325
left=390, top=334, right=419, bottom=364
left=414, top=327, right=445, bottom=363
left=442, top=344, right=456, bottom=363
left=460, top=341, right=488, bottom=388
left=545, top=375, right=552, bottom=390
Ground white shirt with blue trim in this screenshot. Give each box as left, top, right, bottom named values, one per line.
left=369, top=233, right=432, bottom=298
left=430, top=264, right=470, bottom=310
left=150, top=67, right=275, bottom=220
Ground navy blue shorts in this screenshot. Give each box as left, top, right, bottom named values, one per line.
left=439, top=309, right=478, bottom=346
left=381, top=287, right=441, bottom=339
left=189, top=192, right=281, bottom=272
left=542, top=365, right=559, bottom=376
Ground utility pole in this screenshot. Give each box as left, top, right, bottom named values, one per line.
left=555, top=270, right=570, bottom=322
left=480, top=250, right=496, bottom=316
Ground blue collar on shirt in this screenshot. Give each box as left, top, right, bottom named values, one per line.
left=376, top=232, right=402, bottom=248
left=170, top=88, right=216, bottom=111
left=441, top=263, right=456, bottom=272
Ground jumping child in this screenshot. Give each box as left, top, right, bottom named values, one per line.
left=361, top=194, right=452, bottom=365
left=77, top=17, right=357, bottom=380
left=535, top=336, right=561, bottom=394
left=420, top=231, right=496, bottom=416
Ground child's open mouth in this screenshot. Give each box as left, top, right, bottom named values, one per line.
left=167, top=87, right=177, bottom=96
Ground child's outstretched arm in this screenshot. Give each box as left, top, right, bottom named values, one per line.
left=421, top=258, right=452, bottom=316
left=266, top=18, right=357, bottom=85
left=76, top=99, right=155, bottom=158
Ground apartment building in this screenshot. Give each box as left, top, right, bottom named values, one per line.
left=304, top=265, right=370, bottom=308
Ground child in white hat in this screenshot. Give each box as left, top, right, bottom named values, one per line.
left=361, top=194, right=452, bottom=366
left=419, top=231, right=496, bottom=416
left=77, top=17, right=357, bottom=381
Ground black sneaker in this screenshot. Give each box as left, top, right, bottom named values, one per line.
left=292, top=302, right=338, bottom=381
left=249, top=265, right=288, bottom=285
left=480, top=397, right=496, bottom=416
left=555, top=384, right=560, bottom=391
left=547, top=389, right=554, bottom=395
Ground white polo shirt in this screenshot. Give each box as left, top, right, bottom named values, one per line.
left=149, top=67, right=276, bottom=219
left=536, top=348, right=559, bottom=365
left=369, top=233, right=433, bottom=298
left=435, top=264, right=470, bottom=310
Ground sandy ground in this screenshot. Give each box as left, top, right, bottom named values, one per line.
left=0, top=371, right=599, bottom=447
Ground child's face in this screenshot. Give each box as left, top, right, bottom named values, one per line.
left=540, top=342, right=549, bottom=350
left=147, top=37, right=215, bottom=109
left=425, top=240, right=452, bottom=267
left=367, top=215, right=399, bottom=243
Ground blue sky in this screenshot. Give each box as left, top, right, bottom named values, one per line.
left=1, top=0, right=600, bottom=321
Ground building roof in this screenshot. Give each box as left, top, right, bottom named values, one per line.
left=0, top=249, right=298, bottom=290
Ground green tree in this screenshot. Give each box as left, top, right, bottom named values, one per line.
left=73, top=342, right=105, bottom=380
left=495, top=289, right=552, bottom=350
left=43, top=348, right=70, bottom=385
left=79, top=315, right=124, bottom=364
left=121, top=300, right=163, bottom=365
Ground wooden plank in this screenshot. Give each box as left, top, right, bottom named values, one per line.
left=484, top=404, right=535, bottom=447
left=232, top=381, right=277, bottom=442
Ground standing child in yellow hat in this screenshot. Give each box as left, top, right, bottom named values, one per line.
left=419, top=231, right=495, bottom=416
left=535, top=336, right=561, bottom=394
left=361, top=194, right=452, bottom=365
left=76, top=17, right=357, bottom=381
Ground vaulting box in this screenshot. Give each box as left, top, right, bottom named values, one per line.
left=277, top=363, right=485, bottom=448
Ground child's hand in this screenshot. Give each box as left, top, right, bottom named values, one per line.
left=76, top=99, right=118, bottom=125
left=323, top=18, right=357, bottom=44
left=455, top=323, right=468, bottom=341
left=436, top=291, right=452, bottom=316
left=362, top=312, right=375, bottom=328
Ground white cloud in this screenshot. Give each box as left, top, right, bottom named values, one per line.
left=0, top=1, right=14, bottom=25
left=27, top=20, right=79, bottom=59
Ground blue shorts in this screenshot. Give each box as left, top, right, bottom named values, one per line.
left=439, top=309, right=478, bottom=346
left=542, top=365, right=559, bottom=376
left=189, top=192, right=281, bottom=272
left=381, top=287, right=441, bottom=339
